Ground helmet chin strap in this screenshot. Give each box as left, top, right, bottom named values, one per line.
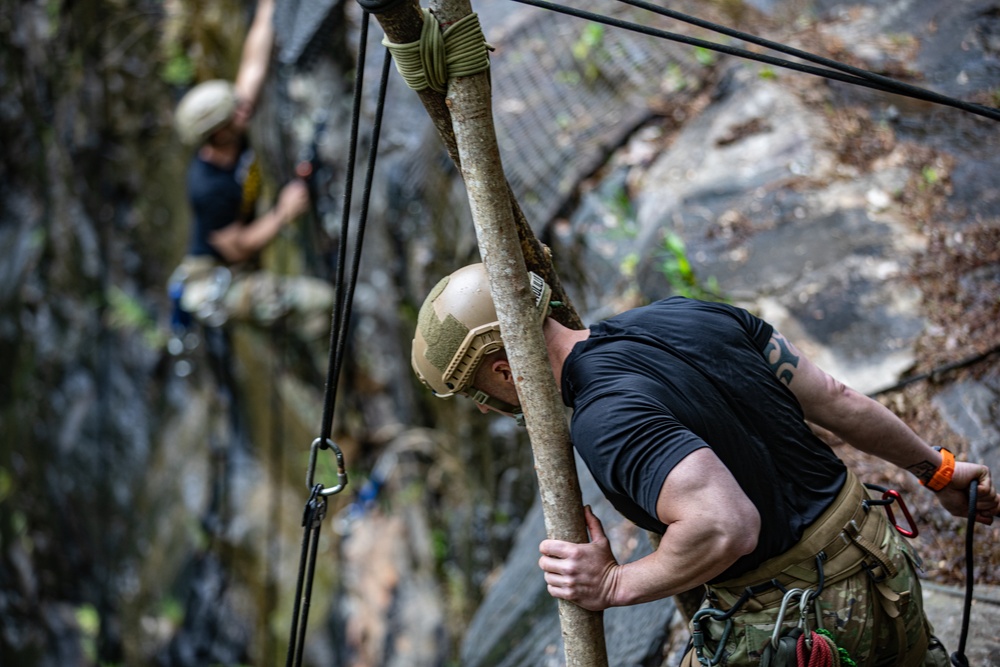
left=466, top=389, right=525, bottom=426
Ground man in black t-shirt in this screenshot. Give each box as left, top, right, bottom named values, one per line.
left=411, top=263, right=999, bottom=666
left=170, top=0, right=332, bottom=340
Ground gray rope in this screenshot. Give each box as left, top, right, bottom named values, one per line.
left=381, top=9, right=490, bottom=92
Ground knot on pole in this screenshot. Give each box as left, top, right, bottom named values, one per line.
left=381, top=8, right=491, bottom=93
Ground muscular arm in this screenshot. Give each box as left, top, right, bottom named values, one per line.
left=765, top=329, right=998, bottom=524
left=209, top=179, right=308, bottom=264
left=233, top=0, right=277, bottom=121
left=539, top=448, right=760, bottom=610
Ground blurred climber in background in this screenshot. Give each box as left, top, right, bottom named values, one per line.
left=169, top=0, right=332, bottom=342
left=411, top=263, right=1000, bottom=667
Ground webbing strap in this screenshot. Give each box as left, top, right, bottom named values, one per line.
left=843, top=520, right=897, bottom=581
left=381, top=9, right=490, bottom=92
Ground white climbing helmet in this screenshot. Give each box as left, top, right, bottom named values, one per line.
left=411, top=263, right=552, bottom=398
left=174, top=80, right=237, bottom=145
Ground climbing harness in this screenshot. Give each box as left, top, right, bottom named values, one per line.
left=685, top=472, right=932, bottom=666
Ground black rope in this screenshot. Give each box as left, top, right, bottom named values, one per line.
left=355, top=0, right=407, bottom=13
left=508, top=0, right=1000, bottom=123
left=328, top=49, right=392, bottom=429
left=285, top=11, right=393, bottom=666
left=869, top=343, right=1000, bottom=398
left=950, top=482, right=978, bottom=667
left=318, top=18, right=392, bottom=445
left=318, top=13, right=369, bottom=447
left=285, top=485, right=328, bottom=667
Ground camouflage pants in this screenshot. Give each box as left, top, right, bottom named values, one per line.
left=173, top=255, right=334, bottom=341
left=681, top=473, right=949, bottom=666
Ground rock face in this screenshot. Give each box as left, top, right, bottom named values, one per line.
left=459, top=0, right=1000, bottom=665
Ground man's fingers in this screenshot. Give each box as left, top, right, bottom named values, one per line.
left=584, top=505, right=606, bottom=541
left=539, top=539, right=572, bottom=560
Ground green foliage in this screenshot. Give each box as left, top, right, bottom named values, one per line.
left=694, top=46, right=718, bottom=67
left=758, top=66, right=776, bottom=80
left=106, top=285, right=167, bottom=349
left=572, top=22, right=605, bottom=62
left=620, top=252, right=639, bottom=278
left=602, top=183, right=638, bottom=241
left=571, top=22, right=606, bottom=83
left=664, top=63, right=690, bottom=93
left=657, top=232, right=724, bottom=301
left=76, top=604, right=100, bottom=663
left=162, top=47, right=195, bottom=87
left=45, top=0, right=62, bottom=28
left=158, top=596, right=185, bottom=626
left=0, top=466, right=12, bottom=503
left=432, top=527, right=449, bottom=564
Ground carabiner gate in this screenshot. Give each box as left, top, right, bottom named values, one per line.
left=306, top=437, right=349, bottom=496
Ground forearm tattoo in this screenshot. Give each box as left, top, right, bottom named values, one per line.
left=764, top=332, right=799, bottom=386
left=907, top=460, right=937, bottom=484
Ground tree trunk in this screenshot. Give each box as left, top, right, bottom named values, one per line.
left=370, top=0, right=608, bottom=664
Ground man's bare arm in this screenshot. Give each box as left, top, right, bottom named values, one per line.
left=765, top=329, right=998, bottom=523
left=538, top=448, right=760, bottom=610
left=233, top=0, right=277, bottom=114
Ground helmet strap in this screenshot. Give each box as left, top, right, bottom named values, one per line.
left=466, top=389, right=524, bottom=425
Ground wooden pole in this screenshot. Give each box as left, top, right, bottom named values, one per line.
left=365, top=0, right=583, bottom=330
left=369, top=0, right=608, bottom=664
left=432, top=3, right=608, bottom=663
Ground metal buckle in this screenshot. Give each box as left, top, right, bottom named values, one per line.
left=862, top=559, right=890, bottom=583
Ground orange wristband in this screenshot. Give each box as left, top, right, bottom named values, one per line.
left=921, top=447, right=955, bottom=492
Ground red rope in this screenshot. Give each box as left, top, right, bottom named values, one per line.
left=796, top=630, right=834, bottom=666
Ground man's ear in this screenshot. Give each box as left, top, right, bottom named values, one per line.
left=491, top=358, right=514, bottom=384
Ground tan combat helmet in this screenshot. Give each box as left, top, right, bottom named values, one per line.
left=411, top=263, right=552, bottom=402
left=174, top=80, right=237, bottom=146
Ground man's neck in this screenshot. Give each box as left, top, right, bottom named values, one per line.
left=198, top=141, right=241, bottom=169
left=543, top=319, right=590, bottom=390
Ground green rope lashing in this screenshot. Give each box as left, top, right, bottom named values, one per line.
left=382, top=9, right=491, bottom=93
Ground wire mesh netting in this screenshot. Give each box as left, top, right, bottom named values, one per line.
left=476, top=1, right=704, bottom=228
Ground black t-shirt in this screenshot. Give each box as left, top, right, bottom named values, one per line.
left=186, top=145, right=261, bottom=260
left=561, top=297, right=846, bottom=581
